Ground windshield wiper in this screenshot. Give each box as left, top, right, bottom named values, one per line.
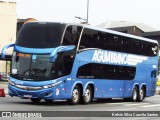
left=11, top=74, right=29, bottom=79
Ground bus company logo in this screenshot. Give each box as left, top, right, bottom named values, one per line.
left=15, top=81, right=23, bottom=85
left=92, top=50, right=148, bottom=66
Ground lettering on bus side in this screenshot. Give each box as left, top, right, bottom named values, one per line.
left=92, top=50, right=148, bottom=66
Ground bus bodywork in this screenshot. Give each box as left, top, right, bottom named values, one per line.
left=1, top=22, right=159, bottom=104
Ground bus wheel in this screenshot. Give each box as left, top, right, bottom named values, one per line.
left=137, top=87, right=145, bottom=102
left=82, top=86, right=92, bottom=104
left=67, top=85, right=80, bottom=105
left=30, top=98, right=41, bottom=103
left=131, top=86, right=138, bottom=102
left=45, top=99, right=53, bottom=103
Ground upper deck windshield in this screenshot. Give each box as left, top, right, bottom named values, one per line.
left=11, top=52, right=58, bottom=81
left=16, top=22, right=66, bottom=48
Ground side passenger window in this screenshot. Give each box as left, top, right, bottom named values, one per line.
left=121, top=37, right=133, bottom=53
left=98, top=32, right=111, bottom=50
left=110, top=35, right=122, bottom=52
left=62, top=26, right=82, bottom=46
left=79, top=28, right=98, bottom=49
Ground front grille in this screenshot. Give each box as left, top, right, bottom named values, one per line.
left=15, top=85, right=42, bottom=91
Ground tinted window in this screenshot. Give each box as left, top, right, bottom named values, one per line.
left=98, top=32, right=111, bottom=50
left=110, top=35, right=122, bottom=52
left=78, top=28, right=158, bottom=57
left=79, top=28, right=98, bottom=49
left=56, top=52, right=75, bottom=77
left=133, top=40, right=143, bottom=55
left=121, top=37, right=133, bottom=53
left=62, top=25, right=82, bottom=46
left=77, top=63, right=136, bottom=80
left=132, top=39, right=158, bottom=56
left=147, top=43, right=158, bottom=56
left=16, top=22, right=66, bottom=48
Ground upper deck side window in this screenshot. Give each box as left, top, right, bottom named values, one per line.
left=79, top=28, right=98, bottom=49
left=78, top=27, right=158, bottom=57
left=62, top=25, right=82, bottom=47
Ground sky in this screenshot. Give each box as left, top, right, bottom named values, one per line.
left=4, top=0, right=160, bottom=30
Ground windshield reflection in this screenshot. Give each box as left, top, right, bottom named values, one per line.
left=11, top=52, right=57, bottom=81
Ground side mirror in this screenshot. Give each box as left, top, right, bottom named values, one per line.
left=50, top=45, right=75, bottom=62
left=1, top=44, right=15, bottom=59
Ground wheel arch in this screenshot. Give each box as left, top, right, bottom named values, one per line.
left=70, top=82, right=83, bottom=98
left=132, top=83, right=140, bottom=92
left=131, top=83, right=140, bottom=97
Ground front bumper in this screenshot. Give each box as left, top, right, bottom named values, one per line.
left=8, top=84, right=70, bottom=100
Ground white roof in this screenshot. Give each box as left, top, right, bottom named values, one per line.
left=97, top=21, right=157, bottom=32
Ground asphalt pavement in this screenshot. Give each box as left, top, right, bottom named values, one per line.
left=0, top=80, right=160, bottom=120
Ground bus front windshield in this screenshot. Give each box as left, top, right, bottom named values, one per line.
left=11, top=51, right=57, bottom=81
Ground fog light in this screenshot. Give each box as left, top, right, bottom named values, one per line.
left=45, top=92, right=52, bottom=96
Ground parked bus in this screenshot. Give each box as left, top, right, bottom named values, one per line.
left=1, top=22, right=159, bottom=104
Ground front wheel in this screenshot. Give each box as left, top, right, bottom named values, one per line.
left=67, top=85, right=80, bottom=105
left=82, top=86, right=92, bottom=104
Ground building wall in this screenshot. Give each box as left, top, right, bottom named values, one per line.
left=0, top=1, right=16, bottom=73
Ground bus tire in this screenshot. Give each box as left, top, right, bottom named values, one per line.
left=131, top=86, right=138, bottom=102
left=30, top=98, right=41, bottom=103
left=82, top=86, right=92, bottom=104
left=67, top=85, right=80, bottom=105
left=137, top=87, right=145, bottom=102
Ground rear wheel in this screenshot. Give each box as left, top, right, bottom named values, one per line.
left=67, top=85, right=80, bottom=105
left=30, top=98, right=41, bottom=103
left=137, top=87, right=145, bottom=102
left=82, top=86, right=92, bottom=104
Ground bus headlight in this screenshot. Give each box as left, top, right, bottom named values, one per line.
left=8, top=80, right=16, bottom=86
left=42, top=81, right=62, bottom=89
left=42, top=85, right=49, bottom=89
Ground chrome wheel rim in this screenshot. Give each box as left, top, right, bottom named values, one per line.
left=139, top=89, right=144, bottom=100
left=72, top=89, right=79, bottom=102
left=84, top=88, right=91, bottom=102
left=133, top=89, right=137, bottom=101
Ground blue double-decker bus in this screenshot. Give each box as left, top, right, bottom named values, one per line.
left=1, top=22, right=159, bottom=104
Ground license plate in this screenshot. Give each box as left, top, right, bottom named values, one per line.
left=24, top=95, right=32, bottom=98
